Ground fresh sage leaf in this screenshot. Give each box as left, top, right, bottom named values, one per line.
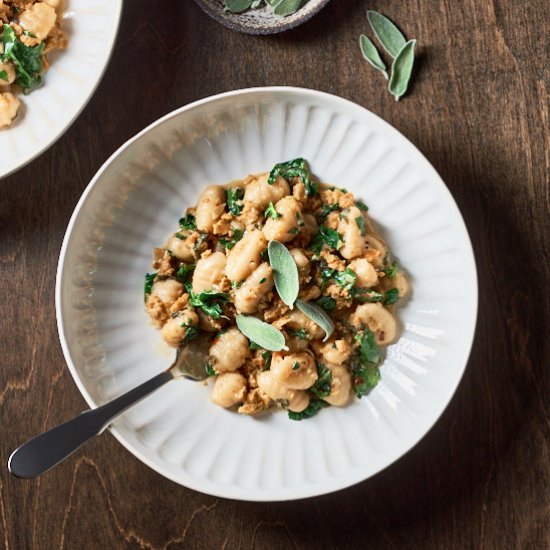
left=388, top=39, right=416, bottom=101
left=359, top=34, right=388, bottom=79
left=296, top=299, right=335, bottom=342
left=367, top=11, right=407, bottom=58
left=224, top=0, right=254, bottom=13
left=236, top=314, right=288, bottom=352
left=268, top=240, right=299, bottom=308
left=273, top=0, right=304, bottom=16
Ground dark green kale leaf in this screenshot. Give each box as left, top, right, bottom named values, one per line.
left=334, top=268, right=357, bottom=291
left=1, top=24, right=44, bottom=93
left=226, top=187, right=244, bottom=216
left=314, top=296, right=337, bottom=311
left=384, top=260, right=398, bottom=278
left=176, top=263, right=195, bottom=283
left=144, top=273, right=157, bottom=302
left=310, top=364, right=333, bottom=399
left=179, top=213, right=196, bottom=230
left=287, top=328, right=308, bottom=340
left=269, top=158, right=318, bottom=196
left=188, top=288, right=229, bottom=319
left=288, top=399, right=329, bottom=421
left=351, top=328, right=382, bottom=398
left=384, top=287, right=400, bottom=305
left=219, top=228, right=244, bottom=250
left=310, top=226, right=341, bottom=256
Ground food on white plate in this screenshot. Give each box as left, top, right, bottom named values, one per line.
left=144, top=159, right=409, bottom=420
left=0, top=0, right=67, bottom=129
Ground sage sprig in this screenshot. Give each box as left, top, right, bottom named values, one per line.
left=389, top=40, right=416, bottom=101
left=224, top=0, right=305, bottom=16
left=296, top=299, right=335, bottom=342
left=268, top=240, right=299, bottom=308
left=367, top=10, right=406, bottom=58
left=236, top=315, right=288, bottom=352
left=359, top=11, right=417, bottom=101
left=359, top=35, right=388, bottom=80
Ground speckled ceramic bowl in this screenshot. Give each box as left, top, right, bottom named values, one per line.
left=192, top=0, right=331, bottom=35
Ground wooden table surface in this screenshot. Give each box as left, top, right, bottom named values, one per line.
left=1, top=1, right=549, bottom=548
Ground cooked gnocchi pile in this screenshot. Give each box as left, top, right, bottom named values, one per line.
left=0, top=0, right=66, bottom=129
left=145, top=159, right=409, bottom=420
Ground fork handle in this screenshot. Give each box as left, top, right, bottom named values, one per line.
left=8, top=370, right=174, bottom=479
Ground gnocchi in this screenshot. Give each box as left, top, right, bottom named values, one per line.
left=145, top=160, right=408, bottom=419
left=0, top=2, right=67, bottom=129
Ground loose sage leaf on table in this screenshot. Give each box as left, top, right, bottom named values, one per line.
left=389, top=39, right=416, bottom=101
left=359, top=34, right=388, bottom=79
left=367, top=11, right=407, bottom=58
left=236, top=314, right=288, bottom=352
left=268, top=240, right=299, bottom=308
left=296, top=299, right=335, bottom=342
left=224, top=0, right=254, bottom=13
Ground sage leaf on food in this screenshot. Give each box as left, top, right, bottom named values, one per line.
left=224, top=0, right=254, bottom=13
left=367, top=11, right=407, bottom=58
left=236, top=315, right=288, bottom=352
left=268, top=240, right=299, bottom=308
left=388, top=39, right=416, bottom=101
left=359, top=35, right=388, bottom=80
left=296, top=299, right=335, bottom=342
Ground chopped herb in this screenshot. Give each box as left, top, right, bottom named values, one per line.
left=0, top=69, right=7, bottom=81
left=144, top=273, right=157, bottom=302
left=226, top=187, right=244, bottom=216
left=318, top=202, right=340, bottom=221
left=384, top=261, right=398, bottom=278
left=351, top=328, right=382, bottom=398
left=314, top=296, right=337, bottom=311
left=292, top=361, right=300, bottom=371
left=287, top=227, right=299, bottom=235
left=384, top=287, right=400, bottom=305
left=176, top=263, right=195, bottom=283
left=319, top=264, right=335, bottom=291
left=264, top=202, right=279, bottom=220
left=249, top=341, right=261, bottom=350
left=179, top=213, right=196, bottom=230
left=259, top=277, right=267, bottom=284
left=296, top=212, right=304, bottom=226
left=175, top=232, right=187, bottom=240
left=260, top=248, right=269, bottom=261
left=287, top=328, right=308, bottom=340
left=351, top=288, right=384, bottom=302
left=188, top=288, right=230, bottom=319
left=262, top=351, right=272, bottom=371
left=231, top=280, right=244, bottom=289
left=356, top=199, right=369, bottom=211
left=310, top=364, right=333, bottom=399
left=220, top=228, right=244, bottom=250
left=334, top=268, right=357, bottom=291
left=269, top=158, right=318, bottom=197
left=205, top=363, right=217, bottom=377
left=310, top=226, right=341, bottom=255
left=180, top=322, right=200, bottom=344
left=1, top=24, right=44, bottom=93
left=355, top=216, right=367, bottom=235
left=288, top=399, right=329, bottom=421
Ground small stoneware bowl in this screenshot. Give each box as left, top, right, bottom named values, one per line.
left=192, top=0, right=331, bottom=34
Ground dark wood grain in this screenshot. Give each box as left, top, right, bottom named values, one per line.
left=1, top=1, right=549, bottom=548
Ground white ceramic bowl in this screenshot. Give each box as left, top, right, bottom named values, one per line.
left=56, top=87, right=477, bottom=501
left=0, top=0, right=122, bottom=179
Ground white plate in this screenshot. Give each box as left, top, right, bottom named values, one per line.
left=56, top=87, right=478, bottom=501
left=0, top=0, right=122, bottom=179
